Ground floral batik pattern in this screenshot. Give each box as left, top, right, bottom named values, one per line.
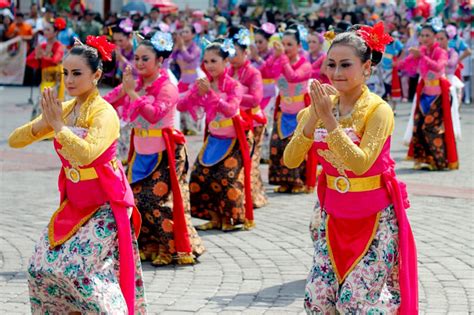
left=132, top=144, right=205, bottom=261
left=305, top=205, right=400, bottom=314
left=190, top=140, right=246, bottom=227
left=412, top=95, right=448, bottom=170
left=269, top=121, right=306, bottom=188
left=251, top=126, right=268, bottom=208
left=28, top=205, right=147, bottom=314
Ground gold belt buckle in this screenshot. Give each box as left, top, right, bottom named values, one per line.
left=282, top=96, right=292, bottom=103
left=210, top=121, right=219, bottom=129
left=67, top=167, right=81, bottom=183
left=334, top=176, right=350, bottom=194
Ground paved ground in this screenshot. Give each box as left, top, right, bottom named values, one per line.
left=0, top=86, right=473, bottom=314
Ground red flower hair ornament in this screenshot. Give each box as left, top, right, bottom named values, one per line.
left=356, top=21, right=393, bottom=53
left=85, top=35, right=116, bottom=62
left=54, top=18, right=67, bottom=31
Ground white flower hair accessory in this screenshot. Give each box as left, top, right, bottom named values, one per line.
left=429, top=17, right=443, bottom=33
left=150, top=31, right=173, bottom=52
left=297, top=24, right=308, bottom=41
left=221, top=38, right=236, bottom=58
left=234, top=28, right=251, bottom=46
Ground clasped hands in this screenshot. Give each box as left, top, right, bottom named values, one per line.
left=40, top=87, right=64, bottom=132
left=307, top=80, right=339, bottom=133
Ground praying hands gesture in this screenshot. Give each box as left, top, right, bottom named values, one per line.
left=304, top=80, right=338, bottom=137
left=40, top=87, right=64, bottom=132
left=197, top=77, right=210, bottom=96
left=122, top=65, right=136, bottom=95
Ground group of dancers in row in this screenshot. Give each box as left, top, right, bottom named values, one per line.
left=9, top=15, right=462, bottom=314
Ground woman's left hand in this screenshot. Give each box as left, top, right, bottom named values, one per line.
left=41, top=88, right=64, bottom=132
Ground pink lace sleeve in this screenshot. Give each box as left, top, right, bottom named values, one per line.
left=260, top=55, right=283, bottom=79
left=281, top=55, right=312, bottom=83
left=240, top=70, right=263, bottom=109
left=128, top=83, right=178, bottom=123
left=103, top=84, right=126, bottom=109
left=204, top=80, right=242, bottom=119
left=421, top=47, right=448, bottom=73
left=447, top=50, right=459, bottom=69
left=177, top=84, right=201, bottom=120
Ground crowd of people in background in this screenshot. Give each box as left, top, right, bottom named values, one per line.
left=4, top=0, right=473, bottom=313
left=1, top=1, right=472, bottom=105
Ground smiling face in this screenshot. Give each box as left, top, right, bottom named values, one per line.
left=63, top=55, right=101, bottom=97
left=282, top=34, right=300, bottom=60
left=326, top=44, right=370, bottom=94
left=203, top=49, right=227, bottom=79
left=436, top=31, right=449, bottom=49
left=113, top=32, right=131, bottom=50
left=255, top=33, right=268, bottom=53
left=420, top=28, right=436, bottom=47
left=308, top=33, right=322, bottom=54
left=180, top=26, right=194, bottom=42
left=42, top=22, right=56, bottom=40
left=229, top=45, right=246, bottom=68
left=134, top=44, right=162, bottom=77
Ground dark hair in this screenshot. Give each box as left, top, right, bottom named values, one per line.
left=68, top=45, right=116, bottom=74
left=437, top=28, right=449, bottom=39
left=328, top=28, right=383, bottom=66
left=112, top=18, right=132, bottom=36
left=15, top=12, right=24, bottom=18
left=283, top=26, right=300, bottom=44
left=139, top=31, right=173, bottom=60
left=205, top=39, right=229, bottom=59
left=182, top=24, right=196, bottom=34
left=229, top=26, right=248, bottom=50
left=255, top=28, right=271, bottom=40
left=421, top=23, right=438, bottom=34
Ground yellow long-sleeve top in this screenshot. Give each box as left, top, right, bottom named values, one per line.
left=8, top=89, right=120, bottom=168
left=284, top=86, right=395, bottom=176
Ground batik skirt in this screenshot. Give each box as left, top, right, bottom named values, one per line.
left=131, top=144, right=205, bottom=262
left=305, top=205, right=400, bottom=314
left=251, top=125, right=268, bottom=208
left=411, top=95, right=450, bottom=170
left=190, top=138, right=246, bottom=226
left=268, top=119, right=306, bottom=188
left=28, top=205, right=147, bottom=314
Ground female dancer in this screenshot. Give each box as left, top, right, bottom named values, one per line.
left=178, top=39, right=254, bottom=231
left=104, top=31, right=205, bottom=266
left=437, top=28, right=463, bottom=139
left=284, top=23, right=418, bottom=314
left=307, top=30, right=330, bottom=84
left=111, top=18, right=136, bottom=79
left=249, top=23, right=278, bottom=163
left=229, top=27, right=268, bottom=208
left=27, top=17, right=66, bottom=119
left=110, top=18, right=136, bottom=164
left=9, top=36, right=146, bottom=314
left=172, top=24, right=202, bottom=135
left=263, top=26, right=316, bottom=194
left=404, top=21, right=459, bottom=170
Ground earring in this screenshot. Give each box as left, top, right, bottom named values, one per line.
left=363, top=71, right=370, bottom=77
left=93, top=79, right=98, bottom=86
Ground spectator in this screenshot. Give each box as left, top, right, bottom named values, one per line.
left=139, top=7, right=160, bottom=30
left=77, top=10, right=102, bottom=43
left=0, top=9, right=14, bottom=41
left=5, top=12, right=33, bottom=41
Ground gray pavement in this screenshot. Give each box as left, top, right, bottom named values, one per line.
left=0, top=86, right=473, bottom=314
